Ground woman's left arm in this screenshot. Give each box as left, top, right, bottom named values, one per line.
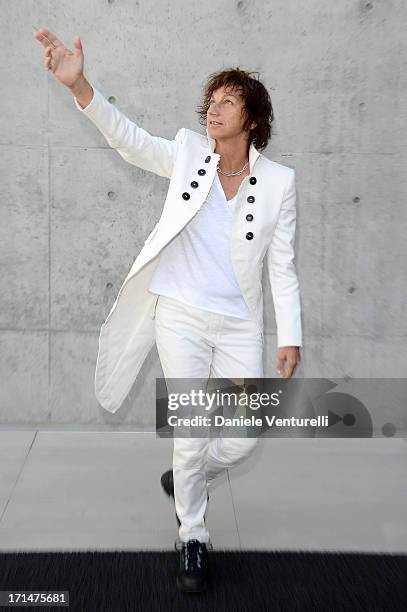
left=266, top=168, right=303, bottom=352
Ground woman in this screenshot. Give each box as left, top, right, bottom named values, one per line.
left=33, top=28, right=302, bottom=593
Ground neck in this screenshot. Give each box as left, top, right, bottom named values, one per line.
left=214, top=136, right=250, bottom=174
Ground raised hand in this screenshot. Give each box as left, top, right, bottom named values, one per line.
left=32, top=27, right=84, bottom=89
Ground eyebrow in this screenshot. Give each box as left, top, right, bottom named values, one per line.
left=209, top=92, right=238, bottom=100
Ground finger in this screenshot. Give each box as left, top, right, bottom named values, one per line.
left=33, top=27, right=59, bottom=46
left=73, top=35, right=83, bottom=54
left=284, top=360, right=297, bottom=379
left=276, top=355, right=285, bottom=375
left=44, top=54, right=55, bottom=71
left=33, top=28, right=62, bottom=49
left=34, top=32, right=57, bottom=50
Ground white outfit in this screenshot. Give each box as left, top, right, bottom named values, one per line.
left=148, top=173, right=251, bottom=320
left=72, top=85, right=303, bottom=545
left=155, top=293, right=263, bottom=544
left=72, top=84, right=303, bottom=414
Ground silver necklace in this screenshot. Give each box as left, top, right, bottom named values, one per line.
left=217, top=159, right=249, bottom=176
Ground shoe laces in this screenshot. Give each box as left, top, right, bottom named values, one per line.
left=182, top=539, right=206, bottom=572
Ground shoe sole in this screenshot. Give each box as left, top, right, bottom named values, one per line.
left=176, top=574, right=207, bottom=593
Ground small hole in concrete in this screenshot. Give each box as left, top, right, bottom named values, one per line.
left=382, top=422, right=396, bottom=437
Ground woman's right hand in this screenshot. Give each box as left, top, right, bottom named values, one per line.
left=33, top=28, right=84, bottom=89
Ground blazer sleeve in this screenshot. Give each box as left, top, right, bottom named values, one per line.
left=73, top=84, right=182, bottom=178
left=266, top=168, right=303, bottom=348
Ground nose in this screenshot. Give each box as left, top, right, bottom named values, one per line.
left=208, top=103, right=221, bottom=118
left=208, top=111, right=221, bottom=121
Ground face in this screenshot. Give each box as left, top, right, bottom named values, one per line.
left=207, top=85, right=256, bottom=139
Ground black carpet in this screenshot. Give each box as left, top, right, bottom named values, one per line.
left=0, top=550, right=406, bottom=611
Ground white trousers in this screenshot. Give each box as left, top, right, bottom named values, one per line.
left=154, top=294, right=264, bottom=544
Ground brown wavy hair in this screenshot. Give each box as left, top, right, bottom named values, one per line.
left=196, top=67, right=274, bottom=151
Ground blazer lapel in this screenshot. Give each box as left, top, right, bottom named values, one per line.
left=205, top=127, right=261, bottom=174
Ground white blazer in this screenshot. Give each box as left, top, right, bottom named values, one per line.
left=74, top=85, right=303, bottom=414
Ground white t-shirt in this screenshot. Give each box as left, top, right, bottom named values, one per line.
left=148, top=172, right=252, bottom=319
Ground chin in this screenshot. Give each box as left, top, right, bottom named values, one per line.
left=208, top=129, right=224, bottom=142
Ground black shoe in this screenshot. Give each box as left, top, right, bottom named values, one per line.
left=160, top=469, right=181, bottom=527
left=160, top=469, right=209, bottom=529
left=177, top=538, right=209, bottom=592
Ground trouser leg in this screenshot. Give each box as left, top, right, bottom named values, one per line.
left=205, top=312, right=264, bottom=486
left=172, top=437, right=211, bottom=543
left=155, top=295, right=212, bottom=543
left=155, top=294, right=264, bottom=543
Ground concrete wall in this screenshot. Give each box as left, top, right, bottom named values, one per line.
left=1, top=0, right=406, bottom=427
